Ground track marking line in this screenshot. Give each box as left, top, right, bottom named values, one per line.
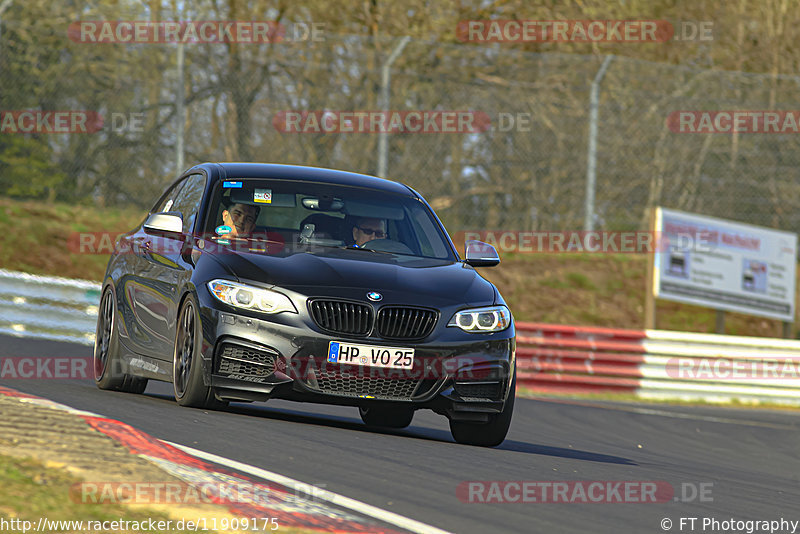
left=530, top=397, right=797, bottom=429
left=165, top=440, right=453, bottom=534
left=620, top=406, right=795, bottom=429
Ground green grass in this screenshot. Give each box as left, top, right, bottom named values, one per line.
left=540, top=276, right=571, bottom=290
left=565, top=272, right=595, bottom=290
left=0, top=454, right=215, bottom=533
left=0, top=196, right=143, bottom=281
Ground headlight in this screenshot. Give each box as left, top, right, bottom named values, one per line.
left=447, top=305, right=511, bottom=333
left=207, top=280, right=297, bottom=314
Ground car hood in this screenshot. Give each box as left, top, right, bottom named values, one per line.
left=219, top=249, right=496, bottom=306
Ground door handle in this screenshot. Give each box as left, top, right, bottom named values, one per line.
left=132, top=236, right=150, bottom=255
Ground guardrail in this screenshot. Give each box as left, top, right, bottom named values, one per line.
left=2, top=269, right=800, bottom=405
left=0, top=269, right=100, bottom=345
left=516, top=322, right=800, bottom=405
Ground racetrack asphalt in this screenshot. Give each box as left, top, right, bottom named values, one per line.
left=1, top=334, right=799, bottom=534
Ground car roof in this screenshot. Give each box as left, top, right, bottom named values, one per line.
left=189, top=162, right=417, bottom=197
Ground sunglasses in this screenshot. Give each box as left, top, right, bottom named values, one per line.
left=357, top=226, right=386, bottom=238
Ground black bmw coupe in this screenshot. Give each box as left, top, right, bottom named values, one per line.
left=94, top=163, right=516, bottom=446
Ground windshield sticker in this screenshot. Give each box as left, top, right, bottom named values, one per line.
left=163, top=199, right=173, bottom=212
left=215, top=225, right=232, bottom=235
left=254, top=188, right=272, bottom=203
left=223, top=180, right=242, bottom=188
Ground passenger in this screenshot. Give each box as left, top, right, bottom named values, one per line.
left=221, top=202, right=260, bottom=237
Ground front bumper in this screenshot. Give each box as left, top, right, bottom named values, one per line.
left=196, top=297, right=516, bottom=420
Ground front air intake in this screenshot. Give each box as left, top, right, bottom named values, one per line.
left=216, top=342, right=277, bottom=378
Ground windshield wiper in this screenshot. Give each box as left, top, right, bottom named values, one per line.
left=340, top=245, right=393, bottom=255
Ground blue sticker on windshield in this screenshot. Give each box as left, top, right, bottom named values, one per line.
left=215, top=225, right=232, bottom=235
left=223, top=181, right=242, bottom=188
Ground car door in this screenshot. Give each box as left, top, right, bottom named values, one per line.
left=121, top=178, right=187, bottom=358
left=135, top=173, right=207, bottom=361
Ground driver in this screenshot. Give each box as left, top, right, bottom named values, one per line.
left=221, top=201, right=260, bottom=237
left=351, top=217, right=386, bottom=247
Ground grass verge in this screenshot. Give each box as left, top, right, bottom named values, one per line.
left=0, top=453, right=215, bottom=533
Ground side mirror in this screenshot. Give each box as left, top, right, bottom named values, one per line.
left=143, top=212, right=183, bottom=237
left=464, top=240, right=500, bottom=267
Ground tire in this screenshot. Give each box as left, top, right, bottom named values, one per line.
left=359, top=405, right=414, bottom=429
left=94, top=286, right=147, bottom=394
left=449, top=372, right=516, bottom=447
left=173, top=295, right=226, bottom=409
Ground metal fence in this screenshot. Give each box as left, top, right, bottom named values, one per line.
left=4, top=22, right=800, bottom=235
left=518, top=322, right=800, bottom=406
left=0, top=269, right=99, bottom=345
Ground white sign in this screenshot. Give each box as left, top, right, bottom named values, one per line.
left=653, top=207, right=797, bottom=321
left=253, top=188, right=272, bottom=203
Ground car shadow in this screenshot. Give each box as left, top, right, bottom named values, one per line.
left=495, top=440, right=636, bottom=464
left=143, top=392, right=635, bottom=466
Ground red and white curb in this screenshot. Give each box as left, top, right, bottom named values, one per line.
left=0, top=386, right=451, bottom=534
left=516, top=322, right=800, bottom=404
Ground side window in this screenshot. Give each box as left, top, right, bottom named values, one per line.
left=171, top=174, right=206, bottom=233
left=408, top=203, right=449, bottom=258
left=152, top=178, right=187, bottom=214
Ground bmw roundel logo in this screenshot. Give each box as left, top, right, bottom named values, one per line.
left=367, top=291, right=382, bottom=302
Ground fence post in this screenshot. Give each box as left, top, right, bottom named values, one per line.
left=584, top=54, right=613, bottom=232
left=377, top=36, right=410, bottom=179
left=645, top=206, right=657, bottom=329
left=175, top=41, right=185, bottom=176
left=715, top=310, right=725, bottom=335
left=0, top=0, right=13, bottom=69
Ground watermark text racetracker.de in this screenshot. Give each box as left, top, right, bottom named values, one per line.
left=457, top=480, right=713, bottom=503
left=70, top=230, right=716, bottom=256
left=667, top=357, right=800, bottom=380
left=0, top=111, right=144, bottom=134
left=71, top=480, right=327, bottom=506
left=0, top=357, right=92, bottom=379
left=668, top=111, right=800, bottom=134
left=455, top=230, right=714, bottom=254
left=73, top=481, right=271, bottom=506
left=0, top=335, right=502, bottom=384
left=456, top=20, right=713, bottom=43
left=273, top=110, right=492, bottom=134
left=69, top=20, right=325, bottom=43
left=68, top=231, right=289, bottom=256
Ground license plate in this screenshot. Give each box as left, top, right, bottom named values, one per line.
left=327, top=341, right=414, bottom=369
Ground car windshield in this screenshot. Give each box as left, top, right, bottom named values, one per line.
left=203, top=179, right=456, bottom=261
